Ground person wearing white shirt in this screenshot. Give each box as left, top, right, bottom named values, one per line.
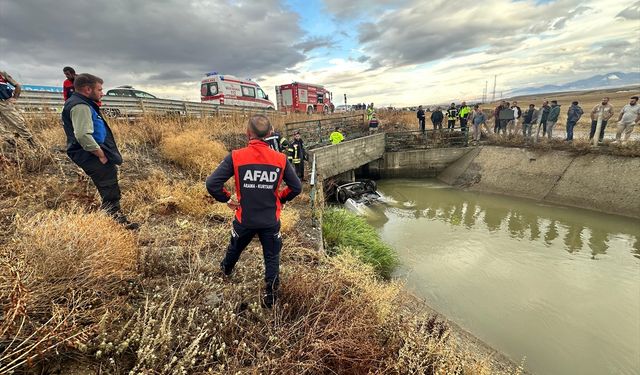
left=615, top=96, right=640, bottom=143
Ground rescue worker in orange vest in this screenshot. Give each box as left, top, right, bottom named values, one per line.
left=206, top=115, right=302, bottom=308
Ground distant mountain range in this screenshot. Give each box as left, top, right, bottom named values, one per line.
left=509, top=72, right=640, bottom=96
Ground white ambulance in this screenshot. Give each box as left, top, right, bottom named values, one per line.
left=200, top=72, right=275, bottom=109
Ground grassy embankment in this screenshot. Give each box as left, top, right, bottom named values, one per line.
left=1, top=113, right=515, bottom=374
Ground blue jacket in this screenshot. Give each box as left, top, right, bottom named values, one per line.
left=61, top=93, right=123, bottom=165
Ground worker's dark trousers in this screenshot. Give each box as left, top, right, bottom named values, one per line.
left=448, top=120, right=455, bottom=129
left=222, top=220, right=282, bottom=294
left=294, top=161, right=304, bottom=180
left=418, top=118, right=425, bottom=132
left=460, top=118, right=468, bottom=131
left=75, top=157, right=122, bottom=215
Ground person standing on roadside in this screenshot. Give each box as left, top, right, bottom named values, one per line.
left=537, top=100, right=550, bottom=139
left=522, top=104, right=538, bottom=140
left=330, top=126, right=344, bottom=144
left=469, top=105, right=486, bottom=142
left=0, top=69, right=38, bottom=147
left=458, top=101, right=472, bottom=132
left=589, top=97, right=614, bottom=143
left=546, top=100, right=561, bottom=139
left=509, top=101, right=522, bottom=136
left=289, top=130, right=306, bottom=180
left=206, top=114, right=302, bottom=308
left=431, top=106, right=444, bottom=130
left=565, top=101, right=583, bottom=142
left=615, top=95, right=640, bottom=143
left=366, top=103, right=375, bottom=121
left=61, top=73, right=139, bottom=230
left=62, top=66, right=77, bottom=101
left=417, top=105, right=426, bottom=132
left=447, top=103, right=458, bottom=129
left=493, top=101, right=504, bottom=133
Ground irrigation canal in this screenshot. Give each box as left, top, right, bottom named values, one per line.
left=365, top=179, right=640, bottom=375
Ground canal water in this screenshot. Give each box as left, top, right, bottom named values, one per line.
left=366, top=179, right=640, bottom=375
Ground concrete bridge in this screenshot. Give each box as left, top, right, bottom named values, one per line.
left=308, top=131, right=472, bottom=181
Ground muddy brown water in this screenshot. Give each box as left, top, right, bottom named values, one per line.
left=366, top=179, right=640, bottom=375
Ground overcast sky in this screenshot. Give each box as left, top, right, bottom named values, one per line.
left=1, top=0, right=638, bottom=106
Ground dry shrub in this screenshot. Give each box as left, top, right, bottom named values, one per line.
left=160, top=129, right=228, bottom=178
left=121, top=169, right=233, bottom=220
left=0, top=208, right=138, bottom=372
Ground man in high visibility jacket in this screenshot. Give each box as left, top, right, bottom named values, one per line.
left=287, top=131, right=305, bottom=180
left=446, top=103, right=458, bottom=129
left=366, top=103, right=375, bottom=120
left=458, top=101, right=471, bottom=131
left=330, top=127, right=344, bottom=144
left=206, top=114, right=302, bottom=308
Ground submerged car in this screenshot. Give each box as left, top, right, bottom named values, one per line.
left=335, top=179, right=381, bottom=215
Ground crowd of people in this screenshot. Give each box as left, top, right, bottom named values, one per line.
left=415, top=96, right=640, bottom=144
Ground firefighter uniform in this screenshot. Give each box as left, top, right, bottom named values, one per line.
left=288, top=137, right=305, bottom=180
left=447, top=106, right=458, bottom=129
left=206, top=139, right=302, bottom=308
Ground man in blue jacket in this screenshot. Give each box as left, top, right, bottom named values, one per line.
left=565, top=101, right=584, bottom=142
left=61, top=73, right=138, bottom=229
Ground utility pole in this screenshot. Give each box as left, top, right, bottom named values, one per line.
left=483, top=80, right=488, bottom=103
left=492, top=75, right=497, bottom=102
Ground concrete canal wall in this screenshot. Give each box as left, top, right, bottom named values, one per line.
left=439, top=146, right=640, bottom=219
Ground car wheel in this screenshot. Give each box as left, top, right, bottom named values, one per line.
left=307, top=106, right=314, bottom=115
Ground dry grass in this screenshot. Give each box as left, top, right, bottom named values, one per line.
left=0, top=208, right=138, bottom=373
left=160, top=129, right=228, bottom=179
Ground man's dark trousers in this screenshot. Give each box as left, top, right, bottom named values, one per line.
left=76, top=156, right=122, bottom=214
left=566, top=120, right=577, bottom=141
left=222, top=220, right=282, bottom=293
left=460, top=118, right=468, bottom=132
left=294, top=161, right=304, bottom=180
left=589, top=120, right=608, bottom=142
left=448, top=120, right=455, bottom=129
left=418, top=118, right=425, bottom=132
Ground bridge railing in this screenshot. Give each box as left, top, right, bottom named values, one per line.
left=385, top=129, right=468, bottom=151
left=15, top=90, right=278, bottom=118
left=284, top=113, right=367, bottom=149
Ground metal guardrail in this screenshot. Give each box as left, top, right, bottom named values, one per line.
left=15, top=90, right=277, bottom=118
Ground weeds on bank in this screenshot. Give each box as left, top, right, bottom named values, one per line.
left=322, top=208, right=398, bottom=279
left=0, top=208, right=137, bottom=373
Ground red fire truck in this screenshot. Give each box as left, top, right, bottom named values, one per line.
left=275, top=82, right=334, bottom=114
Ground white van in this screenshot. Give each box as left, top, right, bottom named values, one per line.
left=200, top=73, right=275, bottom=109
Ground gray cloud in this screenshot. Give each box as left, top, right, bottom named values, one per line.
left=0, top=0, right=307, bottom=91
left=294, top=37, right=334, bottom=53
left=617, top=1, right=640, bottom=19
left=322, top=0, right=396, bottom=19
left=354, top=0, right=586, bottom=69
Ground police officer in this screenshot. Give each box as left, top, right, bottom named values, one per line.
left=447, top=103, right=458, bottom=129
left=288, top=130, right=305, bottom=180
left=206, top=115, right=302, bottom=308
left=0, top=69, right=37, bottom=147
left=61, top=73, right=139, bottom=229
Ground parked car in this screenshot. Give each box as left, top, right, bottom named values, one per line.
left=335, top=104, right=353, bottom=113
left=105, top=85, right=157, bottom=99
